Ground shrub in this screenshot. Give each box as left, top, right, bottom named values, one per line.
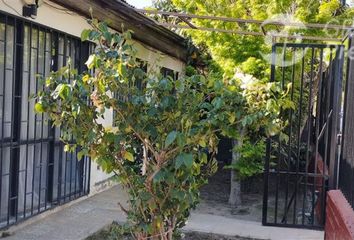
left=35, top=19, right=291, bottom=239
left=35, top=20, right=223, bottom=240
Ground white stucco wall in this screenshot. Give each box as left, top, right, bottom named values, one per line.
left=1, top=0, right=186, bottom=192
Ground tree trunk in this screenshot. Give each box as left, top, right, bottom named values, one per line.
left=228, top=128, right=246, bottom=206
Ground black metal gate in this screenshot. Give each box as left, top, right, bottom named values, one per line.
left=0, top=11, right=91, bottom=229
left=263, top=43, right=344, bottom=228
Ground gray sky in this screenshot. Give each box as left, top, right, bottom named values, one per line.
left=126, top=0, right=152, bottom=8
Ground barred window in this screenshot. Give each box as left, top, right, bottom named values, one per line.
left=0, top=11, right=91, bottom=229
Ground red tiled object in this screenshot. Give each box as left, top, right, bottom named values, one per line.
left=325, top=190, right=354, bottom=240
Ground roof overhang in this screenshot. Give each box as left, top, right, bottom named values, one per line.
left=50, top=0, right=188, bottom=62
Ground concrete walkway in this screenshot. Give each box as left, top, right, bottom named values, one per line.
left=3, top=186, right=324, bottom=240
left=185, top=214, right=324, bottom=240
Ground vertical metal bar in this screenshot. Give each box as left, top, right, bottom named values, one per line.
left=5, top=15, right=13, bottom=225
left=68, top=38, right=73, bottom=200
left=30, top=26, right=40, bottom=215
left=56, top=34, right=63, bottom=204
left=293, top=48, right=305, bottom=224
left=73, top=149, right=78, bottom=198
left=37, top=28, right=46, bottom=213
left=13, top=18, right=25, bottom=223
left=86, top=156, right=91, bottom=195
left=73, top=40, right=79, bottom=199
left=0, top=14, right=8, bottom=223
left=302, top=47, right=315, bottom=225
left=311, top=48, right=324, bottom=225
left=274, top=47, right=286, bottom=224
left=263, top=138, right=272, bottom=225
left=262, top=44, right=276, bottom=226
left=320, top=49, right=333, bottom=226
left=81, top=157, right=86, bottom=197
left=44, top=30, right=51, bottom=210
left=8, top=16, right=18, bottom=225
left=23, top=23, right=32, bottom=219
left=328, top=46, right=344, bottom=190
left=282, top=47, right=296, bottom=224
left=47, top=30, right=58, bottom=206
left=63, top=34, right=68, bottom=202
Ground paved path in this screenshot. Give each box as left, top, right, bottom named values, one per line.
left=3, top=186, right=324, bottom=240
left=185, top=214, right=324, bottom=240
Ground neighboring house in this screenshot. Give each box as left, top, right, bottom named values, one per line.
left=0, top=0, right=187, bottom=229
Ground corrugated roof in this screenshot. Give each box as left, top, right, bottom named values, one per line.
left=51, top=0, right=188, bottom=61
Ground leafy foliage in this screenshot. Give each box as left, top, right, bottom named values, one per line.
left=34, top=18, right=293, bottom=239
left=153, top=0, right=354, bottom=183
left=36, top=21, right=221, bottom=239
left=168, top=0, right=353, bottom=78
left=225, top=137, right=266, bottom=179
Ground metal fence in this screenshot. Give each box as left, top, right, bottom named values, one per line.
left=263, top=43, right=344, bottom=229
left=339, top=31, right=354, bottom=209
left=0, top=11, right=91, bottom=229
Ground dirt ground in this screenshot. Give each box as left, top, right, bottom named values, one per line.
left=195, top=162, right=264, bottom=222
left=182, top=232, right=258, bottom=240
left=86, top=225, right=257, bottom=240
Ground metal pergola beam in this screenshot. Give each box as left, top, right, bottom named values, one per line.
left=138, top=9, right=353, bottom=30
left=159, top=23, right=343, bottom=42
left=138, top=9, right=354, bottom=42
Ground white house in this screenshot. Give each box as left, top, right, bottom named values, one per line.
left=0, top=0, right=187, bottom=229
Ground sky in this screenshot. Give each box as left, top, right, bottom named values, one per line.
left=126, top=0, right=153, bottom=8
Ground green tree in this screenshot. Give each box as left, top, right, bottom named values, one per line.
left=154, top=0, right=353, bottom=206
left=34, top=19, right=291, bottom=238
left=170, top=0, right=352, bottom=77
left=36, top=21, right=219, bottom=239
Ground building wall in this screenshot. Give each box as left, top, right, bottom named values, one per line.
left=0, top=0, right=186, bottom=193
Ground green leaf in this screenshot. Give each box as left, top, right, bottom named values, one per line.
left=153, top=171, right=165, bottom=183
left=212, top=97, right=223, bottom=109
left=81, top=29, right=90, bottom=41
left=175, top=79, right=185, bottom=93
left=199, top=152, right=208, bottom=164
left=77, top=149, right=88, bottom=160
left=175, top=154, right=184, bottom=169
left=198, top=138, right=206, bottom=148
left=34, top=102, right=44, bottom=113
left=59, top=85, right=70, bottom=99
left=165, top=131, right=177, bottom=148
left=183, top=153, right=193, bottom=169
left=176, top=133, right=186, bottom=148
left=118, top=62, right=127, bottom=77
left=171, top=189, right=185, bottom=200
left=176, top=153, right=193, bottom=169
left=123, top=151, right=134, bottom=162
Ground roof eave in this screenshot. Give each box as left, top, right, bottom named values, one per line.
left=50, top=0, right=188, bottom=62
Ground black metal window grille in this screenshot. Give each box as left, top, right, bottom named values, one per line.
left=263, top=43, right=344, bottom=229
left=112, top=59, right=148, bottom=125
left=161, top=67, right=179, bottom=81
left=0, top=11, right=91, bottom=229
left=339, top=32, right=354, bottom=209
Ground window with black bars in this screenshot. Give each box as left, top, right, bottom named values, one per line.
left=161, top=67, right=179, bottom=81
left=0, top=11, right=91, bottom=229
left=112, top=59, right=148, bottom=126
